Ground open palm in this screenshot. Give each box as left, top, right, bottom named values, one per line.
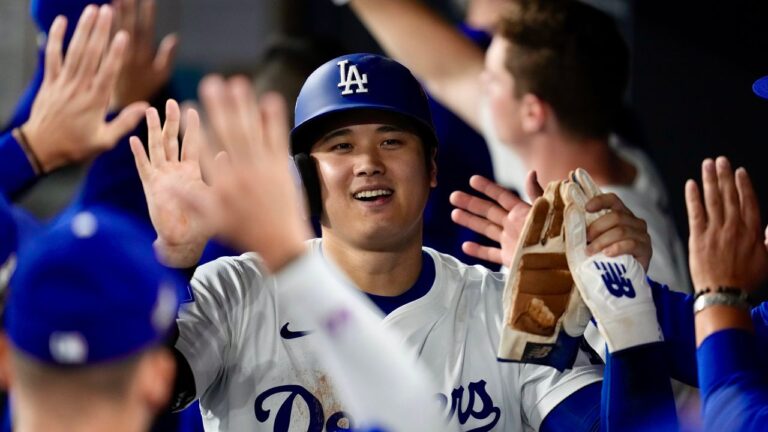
left=130, top=99, right=213, bottom=266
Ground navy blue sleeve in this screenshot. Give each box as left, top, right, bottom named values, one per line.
left=698, top=329, right=768, bottom=431
left=0, top=132, right=37, bottom=197
left=540, top=382, right=600, bottom=432
left=541, top=345, right=678, bottom=431
left=601, top=343, right=678, bottom=432
left=649, top=279, right=698, bottom=386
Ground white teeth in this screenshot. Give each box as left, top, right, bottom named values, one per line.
left=354, top=189, right=393, bottom=199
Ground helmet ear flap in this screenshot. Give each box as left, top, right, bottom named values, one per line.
left=293, top=153, right=323, bottom=218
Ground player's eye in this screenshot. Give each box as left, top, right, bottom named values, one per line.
left=381, top=139, right=403, bottom=148
left=330, top=142, right=353, bottom=152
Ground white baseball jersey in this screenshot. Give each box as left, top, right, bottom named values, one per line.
left=176, top=239, right=603, bottom=431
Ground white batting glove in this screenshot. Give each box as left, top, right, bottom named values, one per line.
left=563, top=175, right=663, bottom=354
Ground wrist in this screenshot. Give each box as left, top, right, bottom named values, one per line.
left=13, top=125, right=44, bottom=174
left=695, top=305, right=753, bottom=347
left=153, top=238, right=205, bottom=268
left=258, top=238, right=307, bottom=274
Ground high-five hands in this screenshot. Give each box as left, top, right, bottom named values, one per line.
left=449, top=172, right=651, bottom=271
left=131, top=77, right=312, bottom=272
left=18, top=5, right=147, bottom=173
left=111, top=0, right=178, bottom=108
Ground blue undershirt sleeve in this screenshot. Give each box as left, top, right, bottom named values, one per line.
left=698, top=329, right=768, bottom=432
left=0, top=132, right=36, bottom=197
left=649, top=279, right=698, bottom=386
left=601, top=343, right=678, bottom=431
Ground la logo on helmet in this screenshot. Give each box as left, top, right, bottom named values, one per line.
left=337, top=60, right=369, bottom=95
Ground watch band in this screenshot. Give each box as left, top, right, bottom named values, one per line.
left=693, top=291, right=750, bottom=314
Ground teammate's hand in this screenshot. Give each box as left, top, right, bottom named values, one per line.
left=449, top=173, right=537, bottom=266
left=451, top=172, right=652, bottom=271
left=583, top=193, right=651, bottom=272
left=20, top=5, right=148, bottom=173
left=111, top=0, right=178, bottom=109
left=130, top=99, right=213, bottom=267
left=686, top=157, right=768, bottom=293
left=176, top=75, right=313, bottom=273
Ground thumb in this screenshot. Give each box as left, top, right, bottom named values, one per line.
left=564, top=203, right=589, bottom=268
left=101, top=101, right=149, bottom=147
left=153, top=33, right=179, bottom=76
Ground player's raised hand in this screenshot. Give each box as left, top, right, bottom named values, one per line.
left=179, top=75, right=312, bottom=273
left=451, top=171, right=652, bottom=270
left=130, top=99, right=213, bottom=267
left=449, top=173, right=535, bottom=266
left=686, top=157, right=768, bottom=293
left=18, top=5, right=148, bottom=174
left=111, top=0, right=178, bottom=108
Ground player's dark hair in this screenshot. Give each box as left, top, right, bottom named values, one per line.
left=497, top=0, right=629, bottom=140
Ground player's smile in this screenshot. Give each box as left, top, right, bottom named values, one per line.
left=351, top=185, right=395, bottom=207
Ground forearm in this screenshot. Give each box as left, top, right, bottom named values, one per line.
left=695, top=305, right=753, bottom=347
left=698, top=329, right=768, bottom=431
left=602, top=343, right=678, bottom=432
left=348, top=0, right=485, bottom=129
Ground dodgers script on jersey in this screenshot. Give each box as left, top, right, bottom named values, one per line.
left=175, top=240, right=603, bottom=431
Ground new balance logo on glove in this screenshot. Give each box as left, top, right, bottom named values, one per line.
left=594, top=261, right=636, bottom=298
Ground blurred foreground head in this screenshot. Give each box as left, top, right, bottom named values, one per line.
left=3, top=207, right=181, bottom=432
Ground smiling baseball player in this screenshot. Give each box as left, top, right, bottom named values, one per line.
left=128, top=53, right=674, bottom=431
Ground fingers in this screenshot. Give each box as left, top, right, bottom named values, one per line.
left=229, top=76, right=262, bottom=157
left=735, top=167, right=761, bottom=234
left=153, top=34, right=179, bottom=76
left=162, top=99, right=181, bottom=162
left=139, top=0, right=157, bottom=50
left=260, top=93, right=291, bottom=158
left=200, top=75, right=237, bottom=155
left=145, top=107, right=166, bottom=165
left=524, top=170, right=544, bottom=200
left=716, top=156, right=740, bottom=224
left=122, top=0, right=138, bottom=44
left=93, top=30, right=129, bottom=98
left=461, top=242, right=503, bottom=266
left=102, top=101, right=148, bottom=148
left=43, top=16, right=67, bottom=83
left=450, top=209, right=502, bottom=242
left=585, top=192, right=629, bottom=214
left=449, top=190, right=509, bottom=227
left=129, top=135, right=151, bottom=181
left=685, top=179, right=706, bottom=236
left=181, top=108, right=202, bottom=163
left=586, top=207, right=647, bottom=245
left=702, top=158, right=724, bottom=226
left=75, top=5, right=114, bottom=80
left=586, top=224, right=649, bottom=256
left=61, top=5, right=99, bottom=78
left=468, top=175, right=523, bottom=211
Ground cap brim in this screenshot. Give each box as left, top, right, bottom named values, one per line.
left=752, top=76, right=768, bottom=99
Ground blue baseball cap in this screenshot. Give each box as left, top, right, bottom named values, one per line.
left=753, top=76, right=768, bottom=100
left=6, top=207, right=181, bottom=365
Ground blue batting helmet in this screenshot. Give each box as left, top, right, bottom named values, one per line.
left=291, top=54, right=438, bottom=216
left=291, top=53, right=438, bottom=155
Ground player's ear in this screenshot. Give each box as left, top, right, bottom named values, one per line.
left=519, top=93, right=547, bottom=134
left=429, top=147, right=438, bottom=188
left=136, top=348, right=176, bottom=412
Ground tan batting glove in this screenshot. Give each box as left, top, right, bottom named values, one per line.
left=497, top=176, right=592, bottom=370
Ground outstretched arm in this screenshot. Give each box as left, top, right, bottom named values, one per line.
left=348, top=0, right=486, bottom=130
left=686, top=157, right=768, bottom=431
